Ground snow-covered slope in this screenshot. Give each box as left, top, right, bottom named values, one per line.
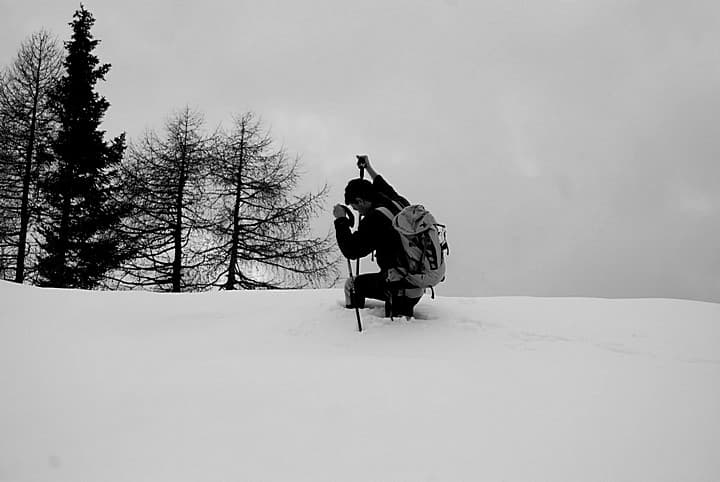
left=1, top=281, right=719, bottom=481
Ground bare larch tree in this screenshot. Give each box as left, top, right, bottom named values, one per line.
left=204, top=112, right=338, bottom=290
left=118, top=107, right=214, bottom=292
left=0, top=30, right=62, bottom=283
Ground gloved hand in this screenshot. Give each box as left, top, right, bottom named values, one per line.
left=356, top=155, right=370, bottom=170
left=333, top=204, right=355, bottom=225
left=386, top=267, right=407, bottom=283
left=356, top=155, right=378, bottom=180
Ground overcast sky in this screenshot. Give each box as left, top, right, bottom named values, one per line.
left=2, top=0, right=719, bottom=301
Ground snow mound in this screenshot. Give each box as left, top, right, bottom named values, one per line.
left=1, top=281, right=719, bottom=481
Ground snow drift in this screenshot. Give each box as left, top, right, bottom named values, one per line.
left=1, top=281, right=719, bottom=481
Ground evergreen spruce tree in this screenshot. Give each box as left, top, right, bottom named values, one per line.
left=38, top=5, right=128, bottom=288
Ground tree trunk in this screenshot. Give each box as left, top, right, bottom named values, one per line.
left=57, top=166, right=72, bottom=286
left=225, top=124, right=246, bottom=290
left=15, top=62, right=42, bottom=283
left=172, top=178, right=184, bottom=293
left=172, top=139, right=188, bottom=292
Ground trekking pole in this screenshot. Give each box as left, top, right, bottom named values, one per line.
left=355, top=158, right=366, bottom=279
left=347, top=259, right=363, bottom=332
left=341, top=204, right=362, bottom=332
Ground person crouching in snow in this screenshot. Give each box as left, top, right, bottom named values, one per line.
left=333, top=156, right=424, bottom=318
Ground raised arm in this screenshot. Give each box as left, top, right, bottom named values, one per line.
left=356, top=154, right=410, bottom=207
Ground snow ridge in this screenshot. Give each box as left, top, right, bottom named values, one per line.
left=1, top=282, right=719, bottom=481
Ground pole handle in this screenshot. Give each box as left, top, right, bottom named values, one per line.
left=356, top=155, right=367, bottom=179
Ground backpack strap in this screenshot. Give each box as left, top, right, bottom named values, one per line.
left=376, top=206, right=394, bottom=221
left=376, top=198, right=404, bottom=220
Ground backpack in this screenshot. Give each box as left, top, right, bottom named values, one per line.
left=377, top=204, right=449, bottom=293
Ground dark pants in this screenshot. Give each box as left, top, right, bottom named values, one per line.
left=348, top=272, right=421, bottom=318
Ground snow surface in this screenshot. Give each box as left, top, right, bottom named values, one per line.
left=1, top=280, right=719, bottom=481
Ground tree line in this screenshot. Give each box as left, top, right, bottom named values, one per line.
left=0, top=6, right=338, bottom=292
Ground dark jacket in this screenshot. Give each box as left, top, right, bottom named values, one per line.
left=334, top=175, right=409, bottom=271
